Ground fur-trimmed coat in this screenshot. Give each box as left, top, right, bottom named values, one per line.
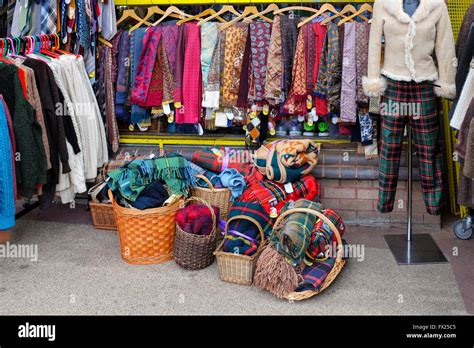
left=363, top=0, right=457, bottom=99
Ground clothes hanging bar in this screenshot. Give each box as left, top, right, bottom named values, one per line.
left=114, top=0, right=374, bottom=5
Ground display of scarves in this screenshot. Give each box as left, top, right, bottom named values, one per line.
left=253, top=140, right=320, bottom=184
left=282, top=28, right=307, bottom=115
left=129, top=27, right=149, bottom=124
left=247, top=21, right=272, bottom=103
left=280, top=15, right=300, bottom=99
left=223, top=201, right=273, bottom=255
left=107, top=155, right=197, bottom=199
left=305, top=209, right=346, bottom=262
left=203, top=28, right=224, bottom=109
left=264, top=16, right=283, bottom=105
left=340, top=22, right=357, bottom=123
left=192, top=147, right=254, bottom=178
left=176, top=22, right=202, bottom=124
left=271, top=199, right=323, bottom=266
left=239, top=172, right=320, bottom=215
left=220, top=23, right=249, bottom=107
left=312, top=22, right=329, bottom=116
left=355, top=22, right=370, bottom=105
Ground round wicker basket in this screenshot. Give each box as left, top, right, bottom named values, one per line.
left=272, top=207, right=346, bottom=301
left=174, top=197, right=217, bottom=270
left=191, top=174, right=231, bottom=221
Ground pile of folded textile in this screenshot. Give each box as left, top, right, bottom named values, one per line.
left=176, top=204, right=220, bottom=236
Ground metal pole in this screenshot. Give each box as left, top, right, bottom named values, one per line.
left=407, top=125, right=413, bottom=242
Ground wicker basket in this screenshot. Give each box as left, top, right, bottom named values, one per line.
left=174, top=197, right=218, bottom=270
left=272, top=207, right=346, bottom=301
left=191, top=174, right=231, bottom=221
left=89, top=202, right=117, bottom=230
left=214, top=215, right=266, bottom=286
left=108, top=190, right=182, bottom=265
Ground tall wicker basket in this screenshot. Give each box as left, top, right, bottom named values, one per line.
left=174, top=197, right=217, bottom=270
left=271, top=208, right=346, bottom=301
left=191, top=174, right=231, bottom=221
left=108, top=190, right=182, bottom=265
left=214, top=215, right=266, bottom=286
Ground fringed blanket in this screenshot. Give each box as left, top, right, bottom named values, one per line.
left=253, top=140, right=320, bottom=184
left=192, top=148, right=254, bottom=177
left=239, top=172, right=320, bottom=216
left=107, top=154, right=197, bottom=200
left=271, top=199, right=323, bottom=266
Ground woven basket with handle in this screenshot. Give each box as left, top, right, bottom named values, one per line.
left=174, top=197, right=218, bottom=270
left=214, top=215, right=266, bottom=286
left=191, top=174, right=231, bottom=221
left=272, top=207, right=346, bottom=301
left=108, top=190, right=182, bottom=265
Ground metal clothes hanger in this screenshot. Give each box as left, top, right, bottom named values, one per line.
left=152, top=6, right=191, bottom=26
left=176, top=8, right=227, bottom=25
left=197, top=5, right=241, bottom=26
left=338, top=3, right=373, bottom=26
left=243, top=3, right=279, bottom=23
left=219, top=6, right=272, bottom=30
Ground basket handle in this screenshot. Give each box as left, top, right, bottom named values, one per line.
left=195, top=174, right=216, bottom=192
left=181, top=196, right=217, bottom=237
left=273, top=207, right=344, bottom=263
left=108, top=189, right=117, bottom=206
left=217, top=215, right=266, bottom=254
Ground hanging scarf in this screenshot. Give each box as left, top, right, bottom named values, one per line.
left=311, top=22, right=328, bottom=117
left=247, top=21, right=272, bottom=104
left=283, top=28, right=307, bottom=115
left=115, top=30, right=131, bottom=122
left=303, top=23, right=316, bottom=95
left=173, top=23, right=187, bottom=107
left=221, top=23, right=249, bottom=107
left=104, top=45, right=120, bottom=153
left=237, top=30, right=252, bottom=108
left=355, top=22, right=370, bottom=106
left=280, top=15, right=300, bottom=99
left=129, top=28, right=149, bottom=124
left=176, top=22, right=202, bottom=124
left=161, top=23, right=179, bottom=80
left=316, top=21, right=341, bottom=112
left=340, top=22, right=357, bottom=123
left=144, top=38, right=174, bottom=107
left=264, top=16, right=283, bottom=105
left=200, top=22, right=220, bottom=91
left=203, top=28, right=224, bottom=109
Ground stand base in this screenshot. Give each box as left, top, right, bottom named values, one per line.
left=384, top=234, right=448, bottom=265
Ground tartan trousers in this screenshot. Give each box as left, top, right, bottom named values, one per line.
left=378, top=78, right=444, bottom=215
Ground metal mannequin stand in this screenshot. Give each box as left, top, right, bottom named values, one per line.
left=384, top=126, right=448, bottom=265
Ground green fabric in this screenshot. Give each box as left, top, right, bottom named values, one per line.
left=271, top=199, right=323, bottom=266
left=107, top=154, right=196, bottom=201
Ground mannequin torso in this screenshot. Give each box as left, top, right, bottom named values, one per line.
left=403, top=0, right=421, bottom=17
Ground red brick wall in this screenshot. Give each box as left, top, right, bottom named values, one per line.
left=319, top=179, right=442, bottom=228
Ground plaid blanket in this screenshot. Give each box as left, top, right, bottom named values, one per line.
left=296, top=257, right=336, bottom=292
left=192, top=148, right=254, bottom=178
left=107, top=154, right=197, bottom=200
left=223, top=201, right=273, bottom=255
left=306, top=209, right=346, bottom=262
left=239, top=173, right=320, bottom=216
left=271, top=199, right=323, bottom=266
left=253, top=140, right=321, bottom=184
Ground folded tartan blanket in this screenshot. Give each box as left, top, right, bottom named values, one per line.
left=107, top=154, right=197, bottom=200
left=196, top=168, right=246, bottom=200
left=192, top=148, right=254, bottom=178
left=295, top=257, right=336, bottom=292
left=253, top=140, right=321, bottom=184
left=306, top=209, right=346, bottom=262
left=271, top=199, right=323, bottom=266
left=126, top=181, right=169, bottom=210
left=238, top=172, right=320, bottom=215
left=176, top=204, right=219, bottom=236
left=223, top=201, right=273, bottom=256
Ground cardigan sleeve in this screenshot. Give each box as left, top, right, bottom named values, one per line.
left=433, top=4, right=457, bottom=99
left=362, top=0, right=387, bottom=97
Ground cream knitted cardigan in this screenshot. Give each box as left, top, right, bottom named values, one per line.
left=363, top=0, right=457, bottom=99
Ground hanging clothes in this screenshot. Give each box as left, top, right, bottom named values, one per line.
left=311, top=22, right=328, bottom=117
left=355, top=22, right=370, bottom=106
left=280, top=15, right=301, bottom=100
left=202, top=26, right=224, bottom=109
left=129, top=27, right=150, bottom=125
left=340, top=22, right=357, bottom=123
left=0, top=96, right=15, bottom=230
left=264, top=16, right=283, bottom=106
